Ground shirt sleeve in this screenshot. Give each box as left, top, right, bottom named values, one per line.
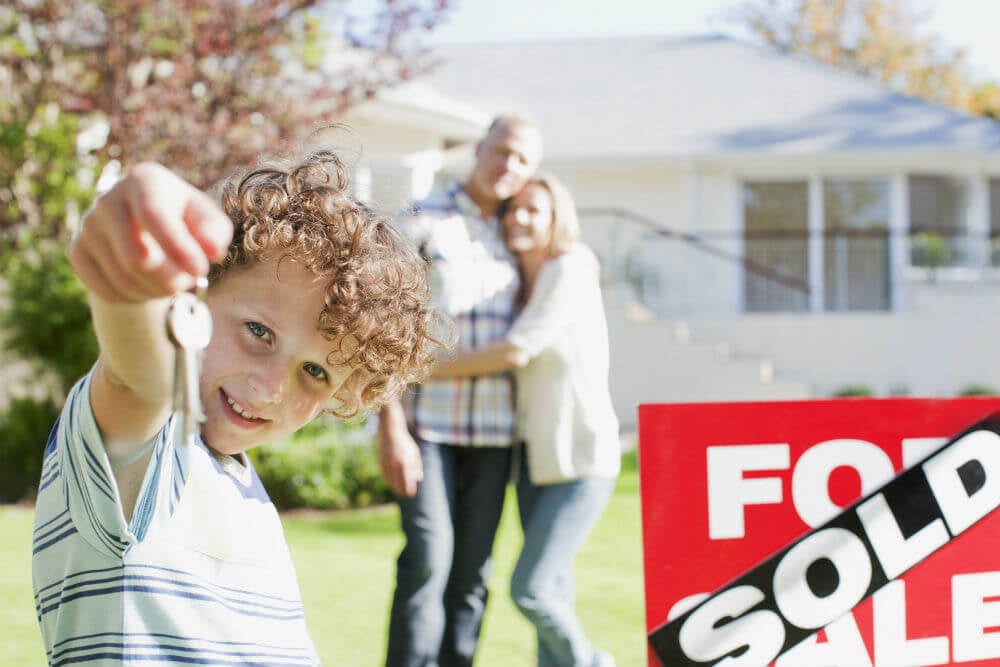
left=394, top=207, right=432, bottom=258
left=506, top=248, right=597, bottom=358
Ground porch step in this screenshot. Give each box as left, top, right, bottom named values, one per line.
left=603, top=291, right=811, bottom=428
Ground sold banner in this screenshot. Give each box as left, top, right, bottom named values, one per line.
left=639, top=398, right=1000, bottom=667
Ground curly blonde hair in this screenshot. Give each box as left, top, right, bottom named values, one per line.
left=210, top=149, right=447, bottom=417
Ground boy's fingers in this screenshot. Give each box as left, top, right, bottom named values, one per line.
left=69, top=163, right=219, bottom=304
left=95, top=197, right=171, bottom=298
left=122, top=164, right=212, bottom=277
left=69, top=250, right=132, bottom=304
left=124, top=219, right=202, bottom=296
left=74, top=227, right=163, bottom=302
left=182, top=188, right=233, bottom=262
left=78, top=194, right=182, bottom=301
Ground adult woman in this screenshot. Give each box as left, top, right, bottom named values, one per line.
left=431, top=172, right=620, bottom=667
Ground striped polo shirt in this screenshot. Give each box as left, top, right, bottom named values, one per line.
left=399, top=182, right=520, bottom=447
left=32, top=371, right=319, bottom=666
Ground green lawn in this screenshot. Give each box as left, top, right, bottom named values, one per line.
left=3, top=455, right=645, bottom=666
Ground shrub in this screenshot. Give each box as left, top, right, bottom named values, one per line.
left=0, top=395, right=59, bottom=502
left=910, top=231, right=956, bottom=269
left=0, top=239, right=98, bottom=395
left=831, top=384, right=874, bottom=398
left=957, top=384, right=998, bottom=396
left=249, top=414, right=390, bottom=510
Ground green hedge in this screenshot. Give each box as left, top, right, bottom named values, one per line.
left=0, top=241, right=98, bottom=394
left=0, top=398, right=388, bottom=508
left=0, top=396, right=59, bottom=502
left=249, top=414, right=390, bottom=510
left=957, top=384, right=998, bottom=396
left=830, top=384, right=874, bottom=398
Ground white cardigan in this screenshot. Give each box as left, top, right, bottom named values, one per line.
left=506, top=244, right=621, bottom=484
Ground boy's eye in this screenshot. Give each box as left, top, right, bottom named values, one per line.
left=303, top=363, right=328, bottom=383
left=247, top=321, right=272, bottom=342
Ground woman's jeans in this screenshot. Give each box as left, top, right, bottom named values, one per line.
left=385, top=440, right=511, bottom=667
left=511, top=452, right=616, bottom=667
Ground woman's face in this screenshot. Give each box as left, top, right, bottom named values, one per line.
left=503, top=182, right=554, bottom=256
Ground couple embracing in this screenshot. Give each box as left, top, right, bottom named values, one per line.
left=379, top=115, right=621, bottom=667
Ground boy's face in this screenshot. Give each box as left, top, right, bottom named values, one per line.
left=199, top=258, right=353, bottom=455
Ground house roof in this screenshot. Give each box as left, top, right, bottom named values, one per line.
left=418, top=34, right=1000, bottom=161
left=345, top=81, right=489, bottom=143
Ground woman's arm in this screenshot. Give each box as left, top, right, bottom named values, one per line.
left=433, top=249, right=596, bottom=380
left=430, top=339, right=530, bottom=379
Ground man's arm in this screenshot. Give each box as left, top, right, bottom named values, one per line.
left=377, top=399, right=423, bottom=497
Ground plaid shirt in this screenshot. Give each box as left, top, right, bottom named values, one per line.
left=398, top=182, right=520, bottom=447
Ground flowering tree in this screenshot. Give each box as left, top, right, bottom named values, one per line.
left=731, top=0, right=1000, bottom=119
left=0, top=0, right=451, bottom=242
left=0, top=2, right=452, bottom=494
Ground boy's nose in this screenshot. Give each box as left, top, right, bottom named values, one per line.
left=248, top=365, right=287, bottom=404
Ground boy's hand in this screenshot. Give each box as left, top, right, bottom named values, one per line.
left=69, top=162, right=233, bottom=302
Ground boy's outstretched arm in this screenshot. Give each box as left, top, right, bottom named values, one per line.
left=68, top=163, right=232, bottom=461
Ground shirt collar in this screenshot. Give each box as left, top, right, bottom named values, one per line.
left=449, top=181, right=495, bottom=223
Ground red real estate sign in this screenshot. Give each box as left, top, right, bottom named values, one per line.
left=639, top=398, right=1000, bottom=667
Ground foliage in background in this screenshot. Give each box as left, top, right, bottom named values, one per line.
left=830, top=383, right=874, bottom=397
left=249, top=414, right=391, bottom=510
left=0, top=99, right=96, bottom=502
left=0, top=241, right=98, bottom=394
left=0, top=106, right=97, bottom=247
left=731, top=0, right=1000, bottom=119
left=0, top=396, right=59, bottom=502
left=1, top=0, right=451, bottom=220
left=909, top=230, right=955, bottom=270
left=956, top=384, right=998, bottom=397
left=0, top=0, right=451, bottom=502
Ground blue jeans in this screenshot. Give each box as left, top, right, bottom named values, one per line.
left=510, top=454, right=616, bottom=667
left=385, top=440, right=512, bottom=667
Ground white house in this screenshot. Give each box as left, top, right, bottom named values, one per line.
left=343, top=35, right=1000, bottom=427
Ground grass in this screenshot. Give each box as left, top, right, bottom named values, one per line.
left=3, top=454, right=645, bottom=666
left=0, top=504, right=44, bottom=666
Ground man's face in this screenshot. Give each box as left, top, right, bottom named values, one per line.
left=199, top=258, right=355, bottom=455
left=468, top=121, right=543, bottom=203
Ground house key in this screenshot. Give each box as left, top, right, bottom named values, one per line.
left=166, top=278, right=212, bottom=445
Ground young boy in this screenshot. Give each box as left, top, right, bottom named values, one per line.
left=32, top=152, right=441, bottom=666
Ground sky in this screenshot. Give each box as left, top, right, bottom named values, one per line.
left=421, top=0, right=1000, bottom=82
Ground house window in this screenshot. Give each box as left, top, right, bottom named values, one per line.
left=823, top=179, right=890, bottom=311
left=743, top=181, right=809, bottom=312
left=909, top=175, right=967, bottom=268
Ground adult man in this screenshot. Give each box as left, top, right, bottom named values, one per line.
left=379, top=115, right=544, bottom=667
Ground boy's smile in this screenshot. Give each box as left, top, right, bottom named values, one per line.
left=200, top=257, right=354, bottom=455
